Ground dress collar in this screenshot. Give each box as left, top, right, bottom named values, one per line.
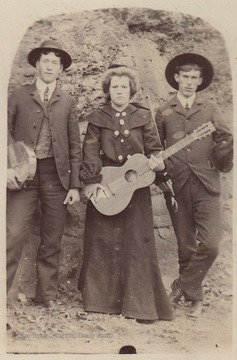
left=101, top=103, right=138, bottom=116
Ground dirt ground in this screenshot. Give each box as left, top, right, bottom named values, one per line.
left=5, top=7, right=234, bottom=357
left=6, top=173, right=233, bottom=355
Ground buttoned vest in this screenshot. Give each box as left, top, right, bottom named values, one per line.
left=35, top=98, right=54, bottom=159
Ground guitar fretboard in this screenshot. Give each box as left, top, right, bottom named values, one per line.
left=161, top=133, right=195, bottom=160
left=109, top=121, right=215, bottom=184
left=130, top=133, right=196, bottom=177
left=132, top=121, right=215, bottom=177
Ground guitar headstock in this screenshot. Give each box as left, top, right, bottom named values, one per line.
left=193, top=121, right=215, bottom=140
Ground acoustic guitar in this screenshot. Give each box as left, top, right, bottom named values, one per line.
left=90, top=121, right=216, bottom=216
left=8, top=141, right=37, bottom=188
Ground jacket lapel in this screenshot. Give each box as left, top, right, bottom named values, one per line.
left=29, top=82, right=61, bottom=108
left=170, top=94, right=203, bottom=118
left=187, top=95, right=203, bottom=117
left=48, top=86, right=61, bottom=107
left=170, top=95, right=187, bottom=116
left=29, top=82, right=44, bottom=108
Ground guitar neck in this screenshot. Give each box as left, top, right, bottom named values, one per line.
left=106, top=121, right=215, bottom=198
left=161, top=133, right=195, bottom=160
left=122, top=121, right=215, bottom=180
left=108, top=132, right=197, bottom=193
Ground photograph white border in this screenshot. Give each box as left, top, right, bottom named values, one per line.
left=1, top=0, right=236, bottom=359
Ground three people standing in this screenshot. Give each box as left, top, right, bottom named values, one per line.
left=7, top=40, right=232, bottom=322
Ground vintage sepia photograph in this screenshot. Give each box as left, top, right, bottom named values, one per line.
left=1, top=0, right=236, bottom=358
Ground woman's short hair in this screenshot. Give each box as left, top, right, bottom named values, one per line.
left=101, top=67, right=138, bottom=102
left=175, top=63, right=203, bottom=77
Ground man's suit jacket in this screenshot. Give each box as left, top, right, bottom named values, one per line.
left=8, top=82, right=81, bottom=190
left=155, top=94, right=233, bottom=196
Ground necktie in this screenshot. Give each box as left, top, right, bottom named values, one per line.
left=185, top=102, right=189, bottom=111
left=43, top=86, right=49, bottom=105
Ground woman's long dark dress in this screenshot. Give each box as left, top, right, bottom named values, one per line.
left=79, top=104, right=173, bottom=321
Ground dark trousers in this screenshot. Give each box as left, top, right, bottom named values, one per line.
left=7, top=158, right=67, bottom=301
left=166, top=173, right=221, bottom=301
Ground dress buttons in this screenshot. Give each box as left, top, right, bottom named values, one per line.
left=114, top=130, right=120, bottom=136
left=187, top=148, right=191, bottom=152
left=33, top=124, right=37, bottom=129
left=119, top=119, right=125, bottom=126
left=37, top=110, right=41, bottom=113
left=122, top=111, right=126, bottom=116
left=118, top=155, right=123, bottom=161
left=120, top=138, right=124, bottom=143
left=124, top=129, right=129, bottom=135
left=115, top=112, right=120, bottom=117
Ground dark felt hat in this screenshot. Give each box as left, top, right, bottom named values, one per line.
left=165, top=53, right=214, bottom=91
left=28, top=39, right=72, bottom=70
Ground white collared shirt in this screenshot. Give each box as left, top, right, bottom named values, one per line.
left=177, top=92, right=196, bottom=109
left=36, top=78, right=56, bottom=103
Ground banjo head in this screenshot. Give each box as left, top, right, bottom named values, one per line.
left=8, top=141, right=37, bottom=183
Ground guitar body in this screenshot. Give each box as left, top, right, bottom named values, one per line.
left=90, top=121, right=215, bottom=216
left=8, top=141, right=37, bottom=185
left=94, top=153, right=155, bottom=216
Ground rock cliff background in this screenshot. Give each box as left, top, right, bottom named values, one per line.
left=7, top=7, right=233, bottom=355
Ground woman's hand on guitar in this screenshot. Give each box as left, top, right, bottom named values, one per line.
left=148, top=154, right=165, bottom=172
left=84, top=183, right=110, bottom=203
left=7, top=168, right=22, bottom=190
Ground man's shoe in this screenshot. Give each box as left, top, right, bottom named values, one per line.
left=136, top=319, right=156, bottom=324
left=169, top=279, right=184, bottom=304
left=43, top=300, right=58, bottom=308
left=34, top=299, right=58, bottom=308
left=187, top=300, right=202, bottom=318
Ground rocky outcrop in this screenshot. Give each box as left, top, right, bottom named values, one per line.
left=7, top=8, right=232, bottom=298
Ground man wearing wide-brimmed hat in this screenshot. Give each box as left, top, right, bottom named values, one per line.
left=155, top=53, right=233, bottom=318
left=7, top=40, right=81, bottom=307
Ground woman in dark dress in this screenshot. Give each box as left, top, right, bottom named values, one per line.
left=78, top=66, right=173, bottom=322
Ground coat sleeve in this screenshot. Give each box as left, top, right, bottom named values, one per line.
left=8, top=91, right=17, bottom=143
left=155, top=107, right=166, bottom=147
left=79, top=122, right=103, bottom=185
left=67, top=97, right=82, bottom=189
left=153, top=107, right=173, bottom=182
left=211, top=103, right=233, bottom=172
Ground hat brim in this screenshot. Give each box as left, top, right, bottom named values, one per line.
left=28, top=47, right=72, bottom=70
left=165, top=53, right=214, bottom=91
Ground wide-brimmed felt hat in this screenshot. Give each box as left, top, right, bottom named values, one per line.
left=165, top=53, right=214, bottom=91
left=28, top=39, right=72, bottom=70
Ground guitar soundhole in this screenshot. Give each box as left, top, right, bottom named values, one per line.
left=125, top=170, right=138, bottom=183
